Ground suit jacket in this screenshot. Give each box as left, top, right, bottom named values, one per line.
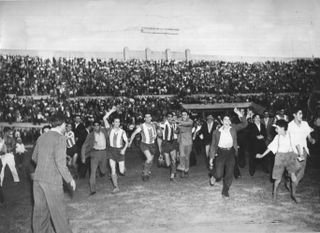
left=81, top=128, right=110, bottom=161
left=4, top=136, right=16, bottom=154
left=177, top=119, right=194, bottom=146
left=209, top=116, right=247, bottom=159
left=74, top=123, right=87, bottom=148
left=32, top=131, right=73, bottom=186
left=262, top=117, right=275, bottom=144
left=248, top=122, right=267, bottom=154
left=199, top=121, right=217, bottom=145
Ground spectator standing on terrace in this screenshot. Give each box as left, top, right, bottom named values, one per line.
left=176, top=111, right=194, bottom=178
left=129, top=113, right=158, bottom=181
left=209, top=108, right=247, bottom=199
left=32, top=116, right=76, bottom=233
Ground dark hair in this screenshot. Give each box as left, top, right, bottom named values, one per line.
left=275, top=119, right=288, bottom=131
left=291, top=106, right=303, bottom=115
left=42, top=125, right=51, bottom=133
left=252, top=114, right=260, bottom=120
left=93, top=120, right=101, bottom=125
left=50, top=114, right=66, bottom=128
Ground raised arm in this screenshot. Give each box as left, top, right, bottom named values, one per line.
left=103, top=106, right=117, bottom=129
left=176, top=119, right=193, bottom=127
left=233, top=108, right=248, bottom=131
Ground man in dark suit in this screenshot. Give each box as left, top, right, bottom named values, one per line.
left=262, top=111, right=275, bottom=145
left=209, top=108, right=247, bottom=199
left=74, top=114, right=89, bottom=178
left=199, top=115, right=217, bottom=159
left=248, top=114, right=268, bottom=176
left=32, top=116, right=76, bottom=233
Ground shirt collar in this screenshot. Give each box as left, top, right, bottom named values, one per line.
left=219, top=126, right=231, bottom=132
left=50, top=128, right=62, bottom=135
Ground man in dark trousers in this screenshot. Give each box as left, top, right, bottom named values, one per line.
left=32, top=116, right=76, bottom=233
left=209, top=108, right=247, bottom=199
left=81, top=107, right=115, bottom=195
left=74, top=114, right=89, bottom=178
left=199, top=115, right=217, bottom=160
left=248, top=114, right=268, bottom=176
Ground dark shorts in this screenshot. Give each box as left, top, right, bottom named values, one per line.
left=66, top=145, right=77, bottom=157
left=161, top=141, right=175, bottom=154
left=140, top=142, right=156, bottom=155
left=109, top=147, right=125, bottom=162
left=172, top=139, right=179, bottom=151
left=272, top=152, right=297, bottom=180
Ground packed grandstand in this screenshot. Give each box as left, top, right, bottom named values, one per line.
left=0, top=54, right=318, bottom=128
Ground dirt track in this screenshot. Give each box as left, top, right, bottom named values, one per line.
left=1, top=148, right=320, bottom=233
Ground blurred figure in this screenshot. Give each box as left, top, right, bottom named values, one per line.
left=176, top=111, right=194, bottom=178
left=0, top=131, right=20, bottom=186
left=65, top=122, right=78, bottom=179
left=15, top=137, right=27, bottom=169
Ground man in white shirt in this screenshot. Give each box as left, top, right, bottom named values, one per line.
left=209, top=108, right=247, bottom=199
left=257, top=119, right=299, bottom=202
left=288, top=108, right=315, bottom=188
left=81, top=120, right=109, bottom=195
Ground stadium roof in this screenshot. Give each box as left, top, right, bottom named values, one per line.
left=181, top=102, right=265, bottom=113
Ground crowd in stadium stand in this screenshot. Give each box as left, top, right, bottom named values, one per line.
left=0, top=55, right=317, bottom=96
left=0, top=54, right=318, bottom=128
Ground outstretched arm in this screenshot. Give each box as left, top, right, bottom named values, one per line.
left=256, top=148, right=271, bottom=159
left=103, top=106, right=117, bottom=129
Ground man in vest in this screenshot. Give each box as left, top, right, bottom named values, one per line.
left=129, top=113, right=158, bottom=181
